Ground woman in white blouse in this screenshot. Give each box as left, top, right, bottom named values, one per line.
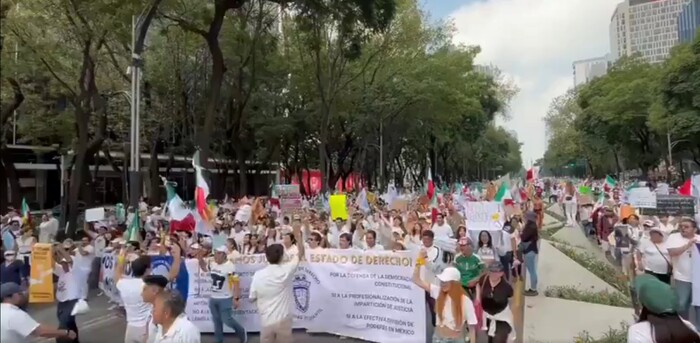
left=634, top=226, right=672, bottom=284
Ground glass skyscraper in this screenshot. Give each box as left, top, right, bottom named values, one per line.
left=678, top=0, right=700, bottom=43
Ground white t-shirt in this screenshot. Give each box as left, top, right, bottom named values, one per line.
left=116, top=278, right=151, bottom=327
left=153, top=314, right=200, bottom=343
left=429, top=284, right=478, bottom=331
left=229, top=229, right=249, bottom=250
left=209, top=260, right=237, bottom=299
left=0, top=303, right=40, bottom=343
left=250, top=255, right=300, bottom=327
left=54, top=264, right=82, bottom=302
left=146, top=316, right=158, bottom=343
left=665, top=233, right=700, bottom=282
left=637, top=238, right=671, bottom=274
left=627, top=318, right=698, bottom=342
left=431, top=223, right=453, bottom=238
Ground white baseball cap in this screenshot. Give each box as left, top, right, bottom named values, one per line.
left=436, top=267, right=461, bottom=283
left=214, top=246, right=227, bottom=253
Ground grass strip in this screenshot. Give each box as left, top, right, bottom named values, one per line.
left=544, top=286, right=632, bottom=308
left=540, top=223, right=565, bottom=240
left=550, top=242, right=629, bottom=293
left=574, top=322, right=629, bottom=343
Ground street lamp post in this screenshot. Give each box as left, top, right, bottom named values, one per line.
left=129, top=15, right=143, bottom=209
left=127, top=0, right=162, bottom=208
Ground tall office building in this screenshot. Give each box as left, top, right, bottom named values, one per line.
left=610, top=0, right=691, bottom=63
left=610, top=2, right=632, bottom=60
left=678, top=0, right=700, bottom=43
left=572, top=55, right=610, bottom=87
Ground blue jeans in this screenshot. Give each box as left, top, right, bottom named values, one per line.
left=675, top=280, right=693, bottom=319
left=524, top=251, right=538, bottom=290
left=208, top=297, right=247, bottom=343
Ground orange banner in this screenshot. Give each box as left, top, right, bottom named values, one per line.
left=29, top=243, right=54, bottom=303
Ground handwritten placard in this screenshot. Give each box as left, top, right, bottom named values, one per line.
left=464, top=201, right=504, bottom=231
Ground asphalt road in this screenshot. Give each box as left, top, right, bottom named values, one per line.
left=26, top=290, right=516, bottom=343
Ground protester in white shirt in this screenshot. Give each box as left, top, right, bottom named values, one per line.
left=115, top=243, right=181, bottom=343
left=229, top=222, right=249, bottom=249
left=431, top=213, right=453, bottom=238
left=634, top=227, right=672, bottom=284
left=627, top=274, right=700, bottom=343
left=656, top=215, right=677, bottom=234
left=353, top=228, right=384, bottom=251
left=281, top=232, right=299, bottom=256
left=250, top=222, right=305, bottom=343
left=197, top=246, right=246, bottom=343
left=140, top=275, right=169, bottom=343
left=152, top=290, right=200, bottom=343
left=0, top=282, right=77, bottom=342
left=84, top=223, right=110, bottom=291
left=665, top=218, right=700, bottom=323
left=53, top=244, right=82, bottom=343
left=38, top=212, right=58, bottom=244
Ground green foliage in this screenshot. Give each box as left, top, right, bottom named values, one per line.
left=551, top=242, right=629, bottom=293
left=545, top=286, right=632, bottom=308
left=574, top=322, right=629, bottom=343
left=1, top=0, right=523, bottom=204
left=539, top=222, right=564, bottom=240
left=544, top=34, right=700, bottom=176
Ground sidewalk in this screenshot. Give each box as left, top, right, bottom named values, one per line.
left=522, top=206, right=633, bottom=342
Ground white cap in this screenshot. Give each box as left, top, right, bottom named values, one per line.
left=214, top=246, right=227, bottom=253
left=436, top=267, right=461, bottom=283
left=3, top=250, right=16, bottom=256
left=10, top=216, right=21, bottom=224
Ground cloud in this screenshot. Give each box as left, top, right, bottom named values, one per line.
left=449, top=0, right=618, bottom=165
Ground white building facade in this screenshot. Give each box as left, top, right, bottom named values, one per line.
left=572, top=55, right=610, bottom=87
left=611, top=0, right=692, bottom=63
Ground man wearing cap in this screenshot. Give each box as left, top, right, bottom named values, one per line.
left=197, top=245, right=246, bottom=343
left=0, top=282, right=77, bottom=342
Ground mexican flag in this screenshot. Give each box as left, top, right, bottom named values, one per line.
left=163, top=178, right=191, bottom=221
left=127, top=210, right=140, bottom=242
left=21, top=198, right=31, bottom=226
left=494, top=181, right=512, bottom=203
left=426, top=166, right=438, bottom=223
left=426, top=167, right=435, bottom=201
left=192, top=151, right=212, bottom=222
left=604, top=175, right=616, bottom=192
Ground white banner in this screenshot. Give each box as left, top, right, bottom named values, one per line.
left=627, top=187, right=657, bottom=209
left=99, top=254, right=120, bottom=304
left=100, top=250, right=427, bottom=342
left=464, top=201, right=505, bottom=231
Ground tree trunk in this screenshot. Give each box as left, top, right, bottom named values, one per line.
left=0, top=152, right=21, bottom=209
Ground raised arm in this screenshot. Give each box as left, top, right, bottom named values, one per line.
left=412, top=249, right=430, bottom=292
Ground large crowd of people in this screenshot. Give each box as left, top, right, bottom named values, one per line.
left=1, top=176, right=700, bottom=342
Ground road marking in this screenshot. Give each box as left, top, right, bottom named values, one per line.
left=32, top=315, right=121, bottom=343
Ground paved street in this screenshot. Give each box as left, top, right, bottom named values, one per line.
left=26, top=287, right=519, bottom=343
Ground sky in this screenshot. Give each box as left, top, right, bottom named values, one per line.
left=421, top=0, right=620, bottom=166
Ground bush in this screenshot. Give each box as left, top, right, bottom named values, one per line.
left=544, top=286, right=632, bottom=308
left=574, top=322, right=629, bottom=343
left=550, top=243, right=629, bottom=293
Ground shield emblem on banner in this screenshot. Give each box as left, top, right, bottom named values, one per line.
left=293, top=274, right=311, bottom=313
